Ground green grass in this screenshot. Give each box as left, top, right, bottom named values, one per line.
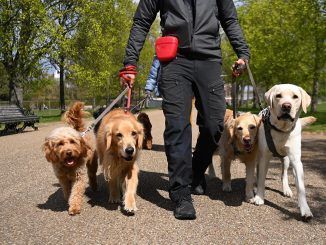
left=36, top=109, right=62, bottom=123
left=232, top=102, right=326, bottom=133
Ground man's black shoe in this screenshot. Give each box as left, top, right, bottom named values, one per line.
left=191, top=177, right=207, bottom=195
left=174, top=196, right=196, bottom=220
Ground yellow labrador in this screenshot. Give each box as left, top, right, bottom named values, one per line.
left=250, top=84, right=313, bottom=221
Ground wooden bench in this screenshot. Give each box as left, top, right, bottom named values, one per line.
left=0, top=104, right=39, bottom=135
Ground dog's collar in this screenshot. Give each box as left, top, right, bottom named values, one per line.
left=261, top=108, right=286, bottom=158
left=261, top=107, right=295, bottom=133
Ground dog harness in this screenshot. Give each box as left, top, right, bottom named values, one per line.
left=261, top=108, right=286, bottom=158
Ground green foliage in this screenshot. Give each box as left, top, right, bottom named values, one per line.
left=70, top=0, right=159, bottom=99
left=222, top=0, right=325, bottom=102
left=0, top=0, right=52, bottom=86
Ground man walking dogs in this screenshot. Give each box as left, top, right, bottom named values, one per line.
left=120, top=0, right=250, bottom=220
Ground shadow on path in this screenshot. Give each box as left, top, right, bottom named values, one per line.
left=37, top=187, right=68, bottom=212
left=138, top=170, right=174, bottom=211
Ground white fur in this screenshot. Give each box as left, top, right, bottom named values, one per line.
left=251, top=84, right=313, bottom=219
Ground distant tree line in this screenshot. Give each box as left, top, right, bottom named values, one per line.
left=0, top=0, right=324, bottom=112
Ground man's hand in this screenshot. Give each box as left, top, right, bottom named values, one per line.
left=145, top=90, right=153, bottom=100
left=119, top=65, right=137, bottom=88
left=232, top=58, right=247, bottom=77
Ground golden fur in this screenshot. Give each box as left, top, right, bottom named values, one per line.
left=137, top=112, right=153, bottom=150
left=219, top=110, right=261, bottom=201
left=96, top=108, right=144, bottom=213
left=43, top=102, right=98, bottom=215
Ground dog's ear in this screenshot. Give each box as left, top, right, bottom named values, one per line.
left=226, top=118, right=235, bottom=144
left=299, top=87, right=311, bottom=113
left=43, top=139, right=58, bottom=163
left=253, top=114, right=262, bottom=128
left=136, top=122, right=144, bottom=149
left=80, top=137, right=91, bottom=158
left=264, top=87, right=275, bottom=108
left=105, top=124, right=112, bottom=150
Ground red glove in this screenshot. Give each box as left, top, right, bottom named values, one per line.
left=119, top=65, right=137, bottom=87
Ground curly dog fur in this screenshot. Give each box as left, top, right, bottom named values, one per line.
left=43, top=102, right=98, bottom=215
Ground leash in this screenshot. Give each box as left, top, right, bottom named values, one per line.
left=80, top=87, right=129, bottom=137
left=130, top=95, right=148, bottom=113
left=231, top=60, right=264, bottom=119
left=245, top=60, right=264, bottom=111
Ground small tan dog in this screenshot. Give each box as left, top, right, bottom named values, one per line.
left=43, top=102, right=98, bottom=215
left=219, top=109, right=261, bottom=201
left=96, top=109, right=144, bottom=213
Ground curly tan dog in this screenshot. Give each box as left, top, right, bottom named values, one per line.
left=137, top=112, right=153, bottom=150
left=43, top=102, right=98, bottom=215
left=97, top=109, right=144, bottom=213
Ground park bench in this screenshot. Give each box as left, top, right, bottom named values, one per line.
left=0, top=104, right=39, bottom=135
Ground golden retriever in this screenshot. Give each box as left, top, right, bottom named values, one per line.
left=43, top=102, right=98, bottom=215
left=96, top=109, right=144, bottom=213
left=219, top=109, right=261, bottom=201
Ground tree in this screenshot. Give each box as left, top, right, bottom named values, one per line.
left=0, top=0, right=52, bottom=105
left=221, top=0, right=326, bottom=111
left=70, top=0, right=159, bottom=103
left=45, top=0, right=84, bottom=113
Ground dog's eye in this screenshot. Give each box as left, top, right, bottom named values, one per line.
left=237, top=127, right=243, bottom=131
left=132, top=131, right=137, bottom=137
left=293, top=94, right=298, bottom=99
left=69, top=139, right=76, bottom=144
left=116, top=133, right=123, bottom=138
left=249, top=125, right=256, bottom=130
left=276, top=94, right=282, bottom=98
left=57, top=142, right=64, bottom=146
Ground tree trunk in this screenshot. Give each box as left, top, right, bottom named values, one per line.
left=59, top=55, right=65, bottom=114
left=311, top=29, right=322, bottom=113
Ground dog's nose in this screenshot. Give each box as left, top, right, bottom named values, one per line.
left=125, top=147, right=134, bottom=156
left=66, top=150, right=72, bottom=156
left=243, top=137, right=251, bottom=144
left=281, top=103, right=292, bottom=112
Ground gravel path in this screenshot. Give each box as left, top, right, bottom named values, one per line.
left=0, top=109, right=325, bottom=244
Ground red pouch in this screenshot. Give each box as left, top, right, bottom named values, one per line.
left=155, top=36, right=178, bottom=62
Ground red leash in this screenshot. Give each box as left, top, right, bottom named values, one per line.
left=125, top=87, right=132, bottom=112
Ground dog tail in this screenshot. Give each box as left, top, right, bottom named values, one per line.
left=300, top=116, right=317, bottom=128
left=63, top=101, right=88, bottom=131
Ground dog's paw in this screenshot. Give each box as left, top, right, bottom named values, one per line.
left=300, top=208, right=313, bottom=222
left=109, top=195, right=121, bottom=204
left=222, top=182, right=232, bottom=192
left=283, top=187, right=293, bottom=198
left=245, top=192, right=255, bottom=202
left=68, top=206, right=81, bottom=215
left=250, top=195, right=264, bottom=205
left=124, top=195, right=137, bottom=213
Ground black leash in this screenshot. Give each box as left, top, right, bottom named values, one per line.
left=231, top=61, right=264, bottom=119
left=245, top=60, right=264, bottom=111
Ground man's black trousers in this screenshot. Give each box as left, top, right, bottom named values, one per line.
left=158, top=56, right=226, bottom=201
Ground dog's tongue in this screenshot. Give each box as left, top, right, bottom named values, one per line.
left=65, top=158, right=75, bottom=166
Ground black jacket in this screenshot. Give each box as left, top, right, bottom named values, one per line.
left=123, top=0, right=250, bottom=66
